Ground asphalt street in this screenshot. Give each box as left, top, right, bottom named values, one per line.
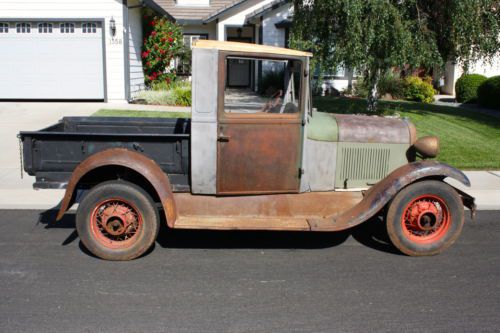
left=1, top=210, right=499, bottom=333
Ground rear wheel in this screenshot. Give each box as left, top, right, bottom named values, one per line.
left=76, top=180, right=160, bottom=260
left=386, top=180, right=464, bottom=256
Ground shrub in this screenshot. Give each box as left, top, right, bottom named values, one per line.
left=136, top=80, right=191, bottom=106
left=455, top=74, right=487, bottom=103
left=142, top=13, right=183, bottom=87
left=352, top=77, right=369, bottom=98
left=477, top=75, right=500, bottom=110
left=352, top=72, right=404, bottom=99
left=378, top=71, right=405, bottom=99
left=172, top=85, right=191, bottom=106
left=403, top=76, right=436, bottom=103
left=136, top=90, right=176, bottom=105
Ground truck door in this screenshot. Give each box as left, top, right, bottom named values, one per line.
left=217, top=55, right=304, bottom=194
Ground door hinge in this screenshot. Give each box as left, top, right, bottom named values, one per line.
left=298, top=168, right=305, bottom=178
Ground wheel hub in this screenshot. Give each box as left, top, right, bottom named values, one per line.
left=100, top=204, right=134, bottom=236
left=91, top=199, right=142, bottom=245
left=402, top=195, right=450, bottom=242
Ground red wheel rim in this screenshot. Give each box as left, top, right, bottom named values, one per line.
left=401, top=194, right=451, bottom=244
left=90, top=198, right=143, bottom=249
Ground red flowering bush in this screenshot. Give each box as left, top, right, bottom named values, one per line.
left=142, top=13, right=183, bottom=87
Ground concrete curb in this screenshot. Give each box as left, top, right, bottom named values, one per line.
left=0, top=176, right=498, bottom=211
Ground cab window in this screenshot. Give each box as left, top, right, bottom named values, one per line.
left=224, top=57, right=302, bottom=114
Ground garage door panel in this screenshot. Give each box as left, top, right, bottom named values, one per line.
left=0, top=21, right=104, bottom=100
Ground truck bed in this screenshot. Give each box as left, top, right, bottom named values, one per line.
left=19, top=116, right=190, bottom=191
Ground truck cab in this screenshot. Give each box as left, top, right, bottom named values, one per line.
left=20, top=40, right=475, bottom=261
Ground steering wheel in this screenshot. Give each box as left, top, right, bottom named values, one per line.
left=261, top=90, right=283, bottom=113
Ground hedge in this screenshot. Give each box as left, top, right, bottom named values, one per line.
left=455, top=74, right=487, bottom=103
left=478, top=75, right=500, bottom=110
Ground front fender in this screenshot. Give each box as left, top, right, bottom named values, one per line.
left=55, top=148, right=177, bottom=227
left=308, top=160, right=471, bottom=231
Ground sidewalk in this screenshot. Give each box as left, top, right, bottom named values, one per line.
left=0, top=102, right=499, bottom=210
left=1, top=167, right=499, bottom=210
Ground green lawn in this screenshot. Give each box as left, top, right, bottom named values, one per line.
left=314, top=97, right=500, bottom=170
left=92, top=109, right=190, bottom=118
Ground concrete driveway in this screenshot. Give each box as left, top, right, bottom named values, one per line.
left=0, top=102, right=107, bottom=169
left=0, top=102, right=105, bottom=209
left=0, top=102, right=189, bottom=209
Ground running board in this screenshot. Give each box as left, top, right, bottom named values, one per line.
left=174, top=216, right=310, bottom=231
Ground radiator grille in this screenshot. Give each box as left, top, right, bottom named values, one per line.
left=339, top=147, right=390, bottom=184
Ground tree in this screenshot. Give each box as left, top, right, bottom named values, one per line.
left=291, top=0, right=500, bottom=112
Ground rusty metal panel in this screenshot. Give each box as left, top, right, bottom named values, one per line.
left=216, top=50, right=308, bottom=195
left=308, top=160, right=473, bottom=231
left=174, top=191, right=361, bottom=218
left=217, top=122, right=302, bottom=194
left=56, top=148, right=178, bottom=227
left=335, top=114, right=411, bottom=144
left=174, top=217, right=311, bottom=231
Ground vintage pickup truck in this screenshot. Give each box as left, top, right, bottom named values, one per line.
left=19, top=40, right=475, bottom=260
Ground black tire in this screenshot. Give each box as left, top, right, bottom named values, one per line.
left=386, top=180, right=464, bottom=256
left=76, top=180, right=160, bottom=260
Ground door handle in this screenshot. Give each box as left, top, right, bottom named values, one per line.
left=218, top=135, right=230, bottom=142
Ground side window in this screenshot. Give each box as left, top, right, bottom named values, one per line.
left=82, top=22, right=97, bottom=33
left=38, top=23, right=53, bottom=33
left=224, top=57, right=302, bottom=115
left=16, top=23, right=31, bottom=33
left=60, top=22, right=75, bottom=33
left=0, top=23, right=8, bottom=33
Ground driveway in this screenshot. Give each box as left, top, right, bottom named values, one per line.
left=1, top=210, right=499, bottom=332
left=0, top=102, right=107, bottom=169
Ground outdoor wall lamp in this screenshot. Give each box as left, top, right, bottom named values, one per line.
left=110, top=17, right=116, bottom=37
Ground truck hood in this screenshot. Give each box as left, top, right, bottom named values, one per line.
left=308, top=111, right=415, bottom=145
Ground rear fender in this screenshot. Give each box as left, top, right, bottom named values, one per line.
left=56, top=148, right=177, bottom=227
left=308, top=160, right=473, bottom=231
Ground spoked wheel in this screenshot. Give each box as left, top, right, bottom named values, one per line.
left=76, top=180, right=159, bottom=260
left=386, top=180, right=464, bottom=256
left=90, top=198, right=143, bottom=249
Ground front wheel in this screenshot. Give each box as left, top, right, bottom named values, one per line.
left=76, top=180, right=160, bottom=260
left=386, top=180, right=464, bottom=256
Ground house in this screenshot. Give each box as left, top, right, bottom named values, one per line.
left=0, top=0, right=154, bottom=102
left=0, top=0, right=347, bottom=102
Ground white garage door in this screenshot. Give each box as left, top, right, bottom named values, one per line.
left=0, top=20, right=105, bottom=100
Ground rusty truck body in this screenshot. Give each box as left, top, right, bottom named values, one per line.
left=19, top=40, right=475, bottom=260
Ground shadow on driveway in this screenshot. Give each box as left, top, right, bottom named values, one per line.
left=37, top=209, right=402, bottom=257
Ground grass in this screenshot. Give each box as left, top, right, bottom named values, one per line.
left=92, top=109, right=190, bottom=118
left=135, top=80, right=192, bottom=106
left=313, top=97, right=500, bottom=170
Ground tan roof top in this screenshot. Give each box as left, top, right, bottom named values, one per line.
left=193, top=40, right=313, bottom=57
left=151, top=0, right=245, bottom=21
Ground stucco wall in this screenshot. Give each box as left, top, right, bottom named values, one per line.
left=444, top=57, right=500, bottom=95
